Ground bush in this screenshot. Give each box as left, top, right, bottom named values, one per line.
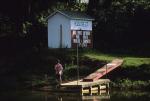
left=112, top=79, right=150, bottom=91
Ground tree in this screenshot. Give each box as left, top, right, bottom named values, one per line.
left=88, top=0, right=150, bottom=52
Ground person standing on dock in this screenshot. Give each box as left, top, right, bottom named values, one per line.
left=54, top=59, right=63, bottom=85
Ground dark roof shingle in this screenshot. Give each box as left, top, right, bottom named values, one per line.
left=47, top=10, right=94, bottom=20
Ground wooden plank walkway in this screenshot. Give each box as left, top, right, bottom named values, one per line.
left=61, top=79, right=110, bottom=88
left=83, top=59, right=123, bottom=81
left=60, top=79, right=110, bottom=95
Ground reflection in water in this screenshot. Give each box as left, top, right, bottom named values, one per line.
left=82, top=95, right=110, bottom=101
left=40, top=89, right=110, bottom=101
left=111, top=91, right=150, bottom=101
left=0, top=90, right=150, bottom=101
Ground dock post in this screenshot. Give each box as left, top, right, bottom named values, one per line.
left=106, top=83, right=110, bottom=95
left=80, top=87, right=83, bottom=95
left=107, top=83, right=110, bottom=89
left=98, top=85, right=100, bottom=94
left=89, top=86, right=92, bottom=95
left=98, top=85, right=102, bottom=95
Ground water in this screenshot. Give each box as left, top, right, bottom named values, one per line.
left=0, top=90, right=150, bottom=101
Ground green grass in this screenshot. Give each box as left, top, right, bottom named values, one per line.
left=122, top=57, right=150, bottom=67
left=43, top=49, right=150, bottom=68
left=82, top=50, right=150, bottom=68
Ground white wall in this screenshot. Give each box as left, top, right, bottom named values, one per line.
left=77, top=0, right=89, bottom=3
left=48, top=13, right=71, bottom=48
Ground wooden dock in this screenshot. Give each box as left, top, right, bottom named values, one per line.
left=38, top=59, right=123, bottom=95
left=83, top=59, right=123, bottom=81
left=59, top=59, right=123, bottom=95
left=38, top=79, right=110, bottom=95
left=60, top=79, right=110, bottom=95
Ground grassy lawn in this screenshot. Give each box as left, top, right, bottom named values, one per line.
left=82, top=50, right=150, bottom=68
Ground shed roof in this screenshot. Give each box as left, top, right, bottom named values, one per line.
left=47, top=10, right=94, bottom=21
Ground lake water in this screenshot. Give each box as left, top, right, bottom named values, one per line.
left=0, top=90, right=150, bottom=101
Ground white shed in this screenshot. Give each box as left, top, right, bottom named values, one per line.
left=47, top=10, right=94, bottom=48
left=77, top=0, right=89, bottom=3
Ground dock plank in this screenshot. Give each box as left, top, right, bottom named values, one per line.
left=61, top=79, right=110, bottom=88
left=83, top=59, right=123, bottom=81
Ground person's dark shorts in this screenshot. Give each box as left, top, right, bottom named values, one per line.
left=56, top=74, right=60, bottom=80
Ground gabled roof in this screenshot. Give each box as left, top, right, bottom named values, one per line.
left=47, top=10, right=94, bottom=21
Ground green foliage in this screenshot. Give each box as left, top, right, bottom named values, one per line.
left=0, top=15, right=15, bottom=37
left=22, top=21, right=32, bottom=36
left=112, top=78, right=150, bottom=90
left=87, top=0, right=150, bottom=52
